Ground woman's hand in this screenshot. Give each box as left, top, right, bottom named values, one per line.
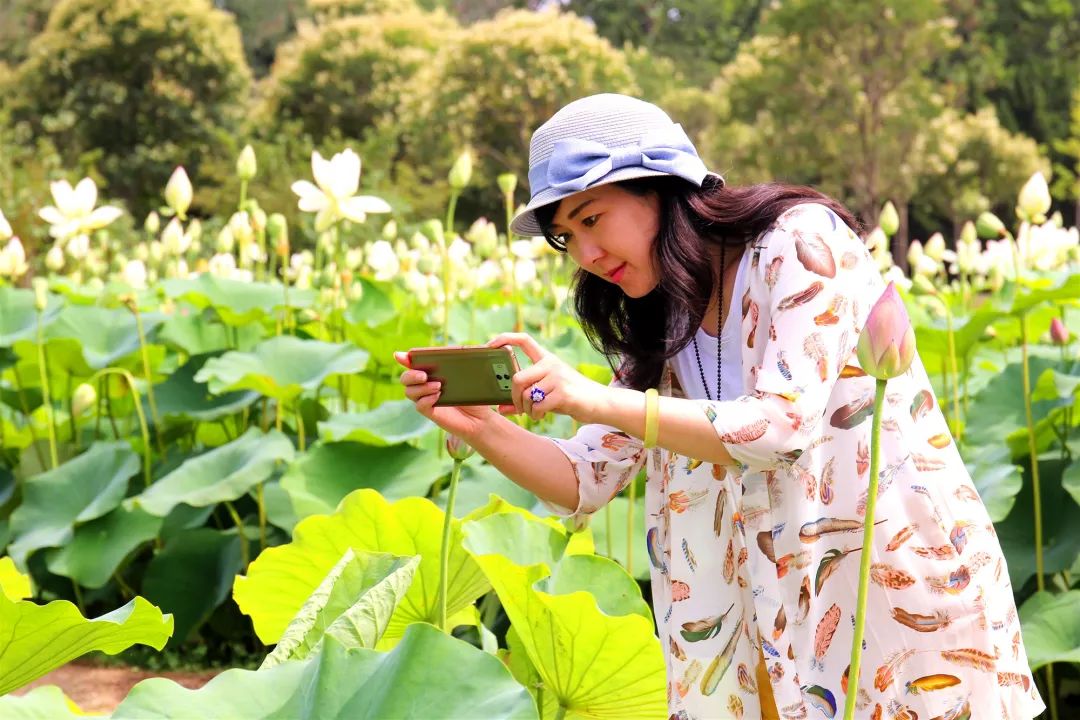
left=487, top=332, right=610, bottom=424
left=393, top=351, right=499, bottom=440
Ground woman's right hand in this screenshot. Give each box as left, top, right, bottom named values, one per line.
left=393, top=351, right=505, bottom=439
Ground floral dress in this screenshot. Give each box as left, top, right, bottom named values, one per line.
left=542, top=203, right=1047, bottom=720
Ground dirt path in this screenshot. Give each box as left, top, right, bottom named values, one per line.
left=12, top=661, right=222, bottom=713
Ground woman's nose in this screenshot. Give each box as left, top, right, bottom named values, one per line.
left=575, top=239, right=606, bottom=268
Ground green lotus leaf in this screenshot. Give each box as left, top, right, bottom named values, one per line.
left=964, top=356, right=1060, bottom=452
left=961, top=444, right=1023, bottom=522
left=0, top=685, right=89, bottom=718
left=150, top=352, right=260, bottom=422
left=161, top=275, right=316, bottom=326
left=193, top=336, right=368, bottom=401
left=317, top=399, right=436, bottom=446
left=157, top=306, right=266, bottom=355
left=462, top=511, right=664, bottom=718
left=44, top=305, right=165, bottom=370
left=10, top=336, right=94, bottom=380
left=0, top=594, right=173, bottom=695
left=142, top=528, right=245, bottom=647
left=280, top=441, right=450, bottom=520
left=0, top=556, right=32, bottom=600
left=45, top=505, right=163, bottom=589
left=434, top=463, right=539, bottom=518
left=1019, top=590, right=1080, bottom=669
left=586, top=494, right=650, bottom=580
left=1008, top=271, right=1080, bottom=316
left=234, top=489, right=490, bottom=648
left=112, top=624, right=536, bottom=719
left=1063, top=458, right=1080, bottom=506
left=343, top=278, right=396, bottom=328
left=8, top=442, right=139, bottom=567
left=0, top=286, right=64, bottom=348
left=127, top=428, right=294, bottom=516
left=263, top=549, right=419, bottom=668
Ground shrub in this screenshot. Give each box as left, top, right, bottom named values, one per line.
left=4, top=0, right=252, bottom=218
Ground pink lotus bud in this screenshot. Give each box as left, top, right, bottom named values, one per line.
left=856, top=281, right=916, bottom=380
left=446, top=433, right=475, bottom=461
left=1050, top=317, right=1069, bottom=345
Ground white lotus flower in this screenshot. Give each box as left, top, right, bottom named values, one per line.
left=447, top=236, right=472, bottom=268
left=164, top=167, right=193, bottom=219
left=514, top=258, right=537, bottom=285
left=0, top=209, right=12, bottom=241
left=0, top=238, right=26, bottom=278
left=38, top=178, right=123, bottom=250
left=66, top=234, right=91, bottom=260
left=161, top=217, right=191, bottom=256
left=291, top=149, right=391, bottom=232
left=45, top=245, right=65, bottom=272
left=1017, top=171, right=1051, bottom=223
left=365, top=239, right=400, bottom=281
left=122, top=259, right=148, bottom=289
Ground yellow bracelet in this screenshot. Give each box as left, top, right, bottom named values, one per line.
left=644, top=388, right=659, bottom=449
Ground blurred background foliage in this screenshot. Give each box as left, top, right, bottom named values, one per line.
left=1, top=0, right=1079, bottom=261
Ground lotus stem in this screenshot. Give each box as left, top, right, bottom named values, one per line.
left=257, top=483, right=267, bottom=552
left=295, top=397, right=306, bottom=451
left=35, top=311, right=59, bottom=469
left=843, top=378, right=886, bottom=720
left=224, top=500, right=250, bottom=567
left=504, top=189, right=522, bottom=333
left=88, top=368, right=153, bottom=490
left=437, top=458, right=463, bottom=630
left=1020, top=312, right=1058, bottom=718
left=12, top=367, right=46, bottom=468
left=553, top=705, right=567, bottom=720
left=128, top=298, right=164, bottom=456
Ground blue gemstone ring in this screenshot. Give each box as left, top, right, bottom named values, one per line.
left=529, top=386, right=546, bottom=403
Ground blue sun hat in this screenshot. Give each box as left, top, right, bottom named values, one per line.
left=510, top=93, right=723, bottom=237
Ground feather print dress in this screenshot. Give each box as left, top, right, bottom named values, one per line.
left=542, top=203, right=1047, bottom=720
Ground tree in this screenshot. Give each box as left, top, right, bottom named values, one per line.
left=702, top=0, right=957, bottom=259
left=4, top=0, right=251, bottom=218
left=0, top=0, right=55, bottom=67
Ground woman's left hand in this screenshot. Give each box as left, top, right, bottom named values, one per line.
left=487, top=332, right=609, bottom=424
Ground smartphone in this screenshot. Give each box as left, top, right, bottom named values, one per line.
left=407, top=345, right=522, bottom=406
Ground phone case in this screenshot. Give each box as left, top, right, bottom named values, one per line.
left=407, top=345, right=522, bottom=406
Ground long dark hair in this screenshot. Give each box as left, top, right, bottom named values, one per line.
left=534, top=175, right=863, bottom=391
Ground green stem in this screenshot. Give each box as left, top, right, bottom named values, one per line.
left=35, top=312, right=58, bottom=469
left=88, top=368, right=153, bottom=489
left=130, top=300, right=164, bottom=456
left=224, top=501, right=250, bottom=568
left=844, top=378, right=886, bottom=720
left=944, top=305, right=961, bottom=443
left=1020, top=313, right=1058, bottom=719
left=257, top=483, right=267, bottom=552
left=295, top=397, right=306, bottom=451
left=504, top=191, right=523, bottom=332
left=553, top=705, right=567, bottom=720
left=12, top=367, right=46, bottom=468
left=437, top=459, right=463, bottom=630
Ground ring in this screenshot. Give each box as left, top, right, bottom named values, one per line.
left=529, top=386, right=546, bottom=403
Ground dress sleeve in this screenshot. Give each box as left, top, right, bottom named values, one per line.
left=540, top=369, right=648, bottom=522
left=701, top=203, right=877, bottom=473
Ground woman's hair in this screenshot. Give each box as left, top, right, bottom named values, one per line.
left=534, top=175, right=863, bottom=391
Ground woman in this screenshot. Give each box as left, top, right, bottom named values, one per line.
left=395, top=94, right=1046, bottom=720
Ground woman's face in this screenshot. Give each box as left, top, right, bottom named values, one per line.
left=548, top=183, right=662, bottom=298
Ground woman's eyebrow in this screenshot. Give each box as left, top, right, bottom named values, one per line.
left=551, top=198, right=597, bottom=232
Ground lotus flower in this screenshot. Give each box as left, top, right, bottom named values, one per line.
left=1016, top=171, right=1051, bottom=224
left=0, top=237, right=28, bottom=279
left=856, top=282, right=916, bottom=380
left=0, top=209, right=12, bottom=240
left=291, top=149, right=391, bottom=232
left=164, top=167, right=193, bottom=220
left=446, top=433, right=475, bottom=461
left=1051, top=317, right=1069, bottom=346
left=38, top=178, right=123, bottom=250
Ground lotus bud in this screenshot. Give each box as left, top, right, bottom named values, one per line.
left=1049, top=210, right=1063, bottom=228
left=149, top=241, right=164, bottom=264
left=910, top=274, right=938, bottom=297
left=906, top=239, right=924, bottom=269
left=856, top=281, right=916, bottom=380
left=409, top=231, right=430, bottom=253
left=230, top=212, right=253, bottom=247
left=250, top=207, right=267, bottom=234
left=381, top=219, right=397, bottom=241
left=188, top=218, right=203, bottom=244
left=1050, top=317, right=1069, bottom=345
left=345, top=247, right=363, bottom=270
left=32, top=277, right=48, bottom=311
left=420, top=219, right=445, bottom=249
left=448, top=149, right=473, bottom=190
left=72, top=383, right=97, bottom=417
left=879, top=201, right=899, bottom=237
left=122, top=259, right=147, bottom=289
left=217, top=225, right=235, bottom=254
left=975, top=212, right=1007, bottom=239
left=497, top=173, right=517, bottom=197
left=143, top=211, right=160, bottom=235
left=417, top=255, right=439, bottom=275
left=237, top=144, right=257, bottom=182
left=45, top=245, right=65, bottom=271
left=466, top=218, right=498, bottom=258
left=268, top=213, right=289, bottom=257
left=960, top=220, right=977, bottom=245
left=1016, top=171, right=1051, bottom=224
left=446, top=433, right=475, bottom=461
left=164, top=166, right=193, bottom=219
left=0, top=209, right=11, bottom=241
left=162, top=217, right=187, bottom=256
left=318, top=232, right=335, bottom=254
left=924, top=232, right=946, bottom=262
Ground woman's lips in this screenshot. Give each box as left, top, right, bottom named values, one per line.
left=609, top=262, right=627, bottom=283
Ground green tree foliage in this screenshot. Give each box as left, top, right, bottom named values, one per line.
left=4, top=0, right=252, bottom=218
left=1058, top=84, right=1080, bottom=224
left=260, top=9, right=456, bottom=144
left=397, top=8, right=638, bottom=220
left=703, top=0, right=956, bottom=248
left=307, top=0, right=419, bottom=23
left=0, top=0, right=55, bottom=67
left=913, top=107, right=1046, bottom=236
left=561, top=0, right=766, bottom=86
left=217, top=0, right=307, bottom=78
